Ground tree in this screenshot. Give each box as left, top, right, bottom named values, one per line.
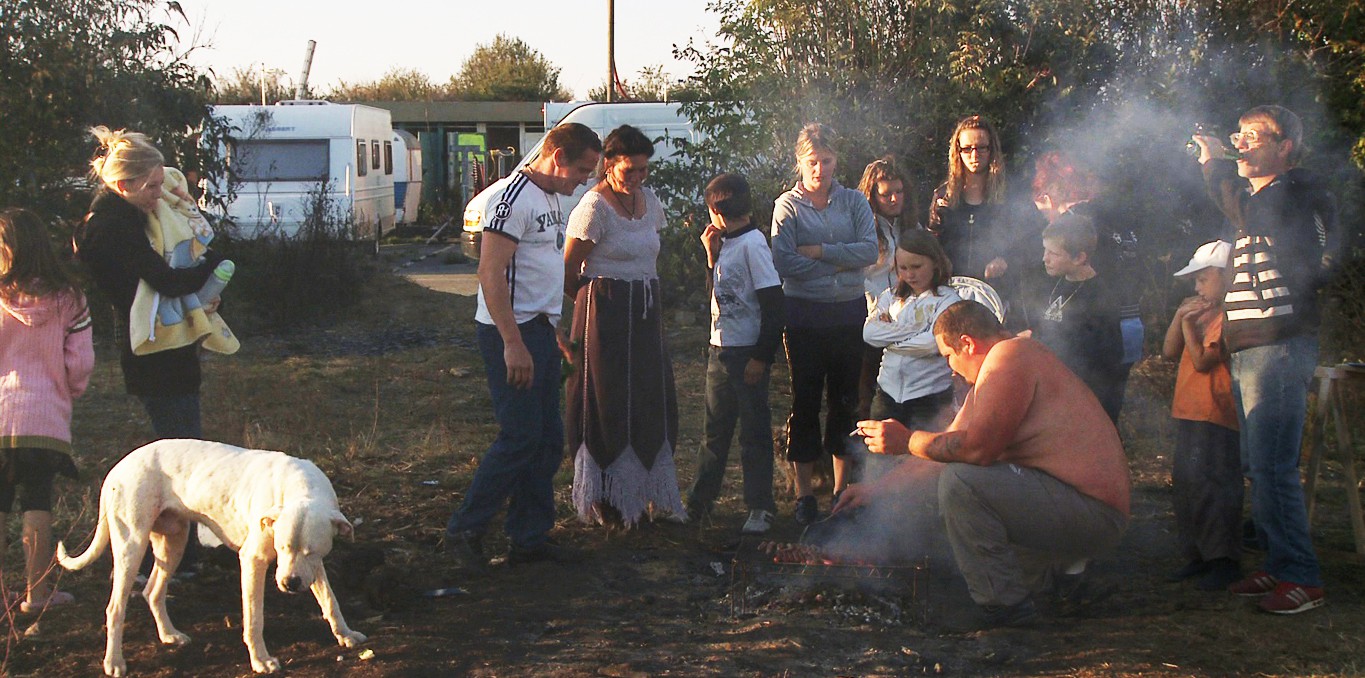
left=329, top=67, right=441, bottom=102
left=648, top=0, right=1364, bottom=338
left=0, top=0, right=223, bottom=219
left=447, top=34, right=572, bottom=101
left=667, top=0, right=1363, bottom=219
left=212, top=66, right=298, bottom=105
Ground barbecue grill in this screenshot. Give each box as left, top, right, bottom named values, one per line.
left=729, top=536, right=929, bottom=618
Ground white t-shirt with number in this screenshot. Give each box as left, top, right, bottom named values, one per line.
left=711, top=227, right=782, bottom=347
left=476, top=171, right=568, bottom=326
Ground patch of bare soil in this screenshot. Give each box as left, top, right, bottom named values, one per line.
left=4, top=269, right=1363, bottom=677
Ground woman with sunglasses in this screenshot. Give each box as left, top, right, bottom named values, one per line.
left=927, top=115, right=1042, bottom=324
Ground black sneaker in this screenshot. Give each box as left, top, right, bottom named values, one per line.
left=507, top=540, right=584, bottom=566
left=1195, top=558, right=1242, bottom=592
left=444, top=531, right=488, bottom=576
left=1166, top=559, right=1210, bottom=583
left=794, top=495, right=820, bottom=526
left=980, top=599, right=1039, bottom=628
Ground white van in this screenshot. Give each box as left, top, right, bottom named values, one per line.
left=212, top=101, right=396, bottom=240
left=392, top=129, right=422, bottom=225
left=461, top=101, right=700, bottom=261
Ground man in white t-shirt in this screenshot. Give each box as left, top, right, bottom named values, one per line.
left=685, top=173, right=785, bottom=535
left=446, top=123, right=601, bottom=573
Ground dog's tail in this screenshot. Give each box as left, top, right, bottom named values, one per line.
left=57, top=488, right=111, bottom=571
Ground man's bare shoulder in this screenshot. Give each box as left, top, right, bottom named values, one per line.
left=983, top=337, right=1052, bottom=371
left=973, top=338, right=1037, bottom=394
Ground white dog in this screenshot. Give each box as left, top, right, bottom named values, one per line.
left=58, top=439, right=367, bottom=676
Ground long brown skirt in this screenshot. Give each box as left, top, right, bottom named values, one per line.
left=567, top=277, right=683, bottom=525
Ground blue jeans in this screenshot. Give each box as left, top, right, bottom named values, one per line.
left=446, top=318, right=564, bottom=549
left=138, top=395, right=203, bottom=440
left=1230, top=334, right=1321, bottom=586
left=688, top=347, right=776, bottom=514
left=136, top=394, right=204, bottom=571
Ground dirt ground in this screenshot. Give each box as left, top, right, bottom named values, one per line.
left=3, top=265, right=1363, bottom=677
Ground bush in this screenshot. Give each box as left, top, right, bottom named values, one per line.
left=213, top=184, right=377, bottom=331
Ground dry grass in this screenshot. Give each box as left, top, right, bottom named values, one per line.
left=0, top=267, right=1361, bottom=676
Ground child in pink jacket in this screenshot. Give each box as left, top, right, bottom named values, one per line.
left=0, top=208, right=94, bottom=614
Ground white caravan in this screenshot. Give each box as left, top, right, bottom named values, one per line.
left=392, top=129, right=422, bottom=225
left=461, top=101, right=700, bottom=261
left=212, top=101, right=396, bottom=240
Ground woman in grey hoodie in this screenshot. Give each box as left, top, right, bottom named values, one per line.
left=770, top=124, right=877, bottom=525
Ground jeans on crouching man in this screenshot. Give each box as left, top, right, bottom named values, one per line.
left=938, top=462, right=1128, bottom=608
left=687, top=346, right=777, bottom=517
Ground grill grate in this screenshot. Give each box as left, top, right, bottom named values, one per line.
left=729, top=537, right=929, bottom=617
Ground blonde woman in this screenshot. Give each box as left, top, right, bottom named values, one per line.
left=770, top=123, right=877, bottom=525
left=74, top=127, right=228, bottom=576
left=75, top=126, right=225, bottom=440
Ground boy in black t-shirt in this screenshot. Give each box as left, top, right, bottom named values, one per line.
left=1024, top=212, right=1123, bottom=422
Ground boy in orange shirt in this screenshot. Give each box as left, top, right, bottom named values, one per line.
left=1162, top=240, right=1241, bottom=591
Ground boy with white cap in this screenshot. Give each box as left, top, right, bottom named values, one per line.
left=1161, top=240, right=1241, bottom=591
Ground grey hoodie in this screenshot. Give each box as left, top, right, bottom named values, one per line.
left=770, top=180, right=877, bottom=302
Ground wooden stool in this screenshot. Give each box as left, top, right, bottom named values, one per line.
left=1303, top=364, right=1365, bottom=555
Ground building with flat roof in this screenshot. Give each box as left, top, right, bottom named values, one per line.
left=361, top=101, right=546, bottom=215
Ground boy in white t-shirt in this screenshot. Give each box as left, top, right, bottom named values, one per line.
left=685, top=173, right=785, bottom=535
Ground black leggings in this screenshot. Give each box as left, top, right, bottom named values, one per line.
left=783, top=324, right=863, bottom=463
left=0, top=448, right=76, bottom=513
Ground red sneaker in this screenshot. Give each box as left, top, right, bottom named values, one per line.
left=1227, top=571, right=1277, bottom=597
left=1258, top=582, right=1324, bottom=614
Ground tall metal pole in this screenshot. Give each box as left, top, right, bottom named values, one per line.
left=606, top=0, right=615, bottom=102
left=295, top=40, right=317, bottom=101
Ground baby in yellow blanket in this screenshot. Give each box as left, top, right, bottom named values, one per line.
left=128, top=168, right=238, bottom=356
left=156, top=169, right=234, bottom=326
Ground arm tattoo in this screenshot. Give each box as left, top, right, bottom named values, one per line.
left=921, top=432, right=966, bottom=464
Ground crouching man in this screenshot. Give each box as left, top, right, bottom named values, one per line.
left=839, top=300, right=1130, bottom=627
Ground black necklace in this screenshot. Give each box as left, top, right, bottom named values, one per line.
left=610, top=183, right=638, bottom=218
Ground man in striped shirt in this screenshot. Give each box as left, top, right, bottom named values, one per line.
left=1191, top=105, right=1340, bottom=614
left=445, top=123, right=601, bottom=573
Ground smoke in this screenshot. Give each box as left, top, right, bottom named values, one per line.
left=1016, top=11, right=1356, bottom=265
left=803, top=439, right=956, bottom=569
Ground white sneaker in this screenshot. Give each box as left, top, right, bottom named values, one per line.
left=740, top=509, right=774, bottom=535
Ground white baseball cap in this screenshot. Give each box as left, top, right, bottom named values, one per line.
left=1174, top=240, right=1231, bottom=278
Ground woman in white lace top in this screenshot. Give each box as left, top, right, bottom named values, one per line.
left=563, top=125, right=683, bottom=528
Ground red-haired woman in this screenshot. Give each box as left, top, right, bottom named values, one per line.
left=1030, top=150, right=1143, bottom=421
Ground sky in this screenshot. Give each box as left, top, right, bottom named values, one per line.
left=172, top=0, right=722, bottom=100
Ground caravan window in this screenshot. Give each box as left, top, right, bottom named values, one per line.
left=356, top=141, right=367, bottom=177
left=230, top=140, right=328, bottom=182
left=371, top=140, right=381, bottom=170
left=383, top=141, right=393, bottom=175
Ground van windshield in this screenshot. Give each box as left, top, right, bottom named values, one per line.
left=231, top=140, right=329, bottom=182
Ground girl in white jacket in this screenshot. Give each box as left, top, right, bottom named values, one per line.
left=863, top=229, right=960, bottom=430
